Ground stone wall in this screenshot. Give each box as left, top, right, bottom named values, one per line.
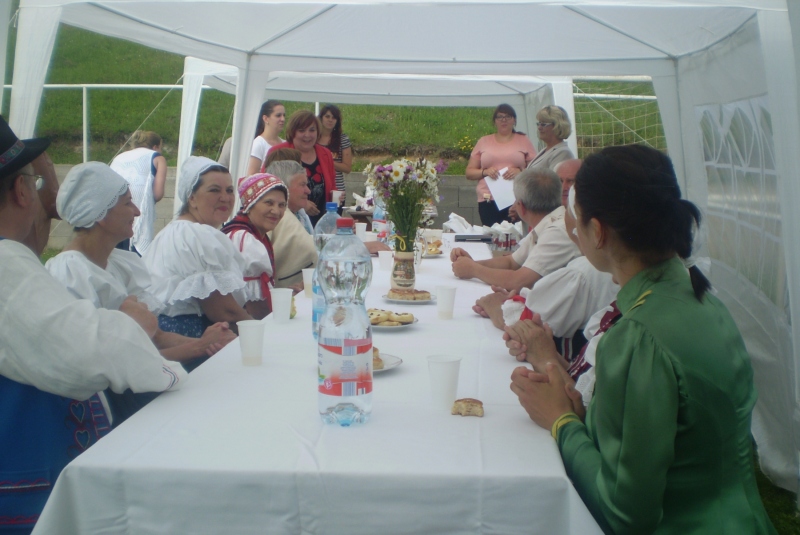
left=47, top=166, right=482, bottom=250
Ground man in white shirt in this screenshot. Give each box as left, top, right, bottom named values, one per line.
left=451, top=167, right=580, bottom=292
left=0, top=117, right=186, bottom=532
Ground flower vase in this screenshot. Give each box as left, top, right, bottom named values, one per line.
left=391, top=251, right=416, bottom=289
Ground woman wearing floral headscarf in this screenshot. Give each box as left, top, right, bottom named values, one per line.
left=221, top=173, right=288, bottom=319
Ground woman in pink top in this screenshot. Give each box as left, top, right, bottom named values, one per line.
left=466, top=104, right=537, bottom=226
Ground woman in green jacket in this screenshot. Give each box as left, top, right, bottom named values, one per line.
left=509, top=144, right=776, bottom=534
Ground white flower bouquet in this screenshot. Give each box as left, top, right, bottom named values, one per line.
left=363, top=157, right=446, bottom=252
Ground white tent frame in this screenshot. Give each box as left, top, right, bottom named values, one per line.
left=177, top=57, right=577, bottom=214
left=7, top=0, right=800, bottom=495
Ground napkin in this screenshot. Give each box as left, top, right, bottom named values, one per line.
left=442, top=213, right=488, bottom=234
left=488, top=221, right=524, bottom=241
left=351, top=193, right=375, bottom=213
left=486, top=221, right=524, bottom=251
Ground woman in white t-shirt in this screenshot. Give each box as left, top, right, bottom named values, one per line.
left=247, top=100, right=286, bottom=176
left=466, top=104, right=537, bottom=226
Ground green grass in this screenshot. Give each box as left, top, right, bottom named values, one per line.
left=756, top=451, right=800, bottom=534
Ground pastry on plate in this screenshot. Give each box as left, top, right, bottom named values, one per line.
left=426, top=240, right=443, bottom=254
left=451, top=398, right=484, bottom=417
left=387, top=288, right=431, bottom=301
left=388, top=312, right=414, bottom=324
left=368, top=309, right=390, bottom=325
left=372, top=346, right=384, bottom=370
left=377, top=320, right=402, bottom=327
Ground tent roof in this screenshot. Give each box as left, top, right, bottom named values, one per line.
left=187, top=59, right=569, bottom=107
left=29, top=1, right=769, bottom=77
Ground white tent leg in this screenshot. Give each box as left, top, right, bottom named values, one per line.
left=758, top=8, right=800, bottom=495
left=8, top=6, right=61, bottom=136
left=550, top=80, right=577, bottom=158
left=651, top=74, right=690, bottom=197
left=174, top=63, right=205, bottom=217
left=230, top=65, right=270, bottom=182
left=0, top=0, right=13, bottom=113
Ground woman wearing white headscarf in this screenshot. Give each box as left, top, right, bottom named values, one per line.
left=46, top=162, right=236, bottom=365
left=144, top=156, right=253, bottom=370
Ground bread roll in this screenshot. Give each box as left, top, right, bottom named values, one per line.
left=451, top=398, right=484, bottom=417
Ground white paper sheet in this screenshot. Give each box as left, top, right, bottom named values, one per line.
left=484, top=167, right=516, bottom=210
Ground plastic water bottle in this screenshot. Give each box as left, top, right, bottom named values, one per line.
left=317, top=218, right=373, bottom=426
left=312, top=202, right=340, bottom=339
left=372, top=197, right=388, bottom=244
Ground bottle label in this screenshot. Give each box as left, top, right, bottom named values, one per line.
left=318, top=337, right=373, bottom=396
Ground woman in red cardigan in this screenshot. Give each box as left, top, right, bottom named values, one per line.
left=267, top=110, right=336, bottom=227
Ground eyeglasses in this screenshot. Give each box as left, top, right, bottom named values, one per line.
left=21, top=173, right=45, bottom=191
left=495, top=115, right=514, bottom=121
left=537, top=122, right=554, bottom=128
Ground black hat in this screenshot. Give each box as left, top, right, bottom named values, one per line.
left=0, top=115, right=51, bottom=181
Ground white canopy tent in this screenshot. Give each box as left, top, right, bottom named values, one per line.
left=8, top=0, right=800, bottom=493
left=177, top=57, right=577, bottom=213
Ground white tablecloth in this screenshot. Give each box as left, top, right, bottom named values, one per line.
left=34, top=237, right=601, bottom=535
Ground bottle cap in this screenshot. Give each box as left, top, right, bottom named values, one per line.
left=336, top=217, right=355, bottom=228
left=326, top=202, right=338, bottom=211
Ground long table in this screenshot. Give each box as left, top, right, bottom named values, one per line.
left=33, top=237, right=601, bottom=534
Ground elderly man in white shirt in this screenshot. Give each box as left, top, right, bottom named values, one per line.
left=472, top=160, right=618, bottom=362
left=0, top=117, right=186, bottom=533
left=451, top=167, right=580, bottom=292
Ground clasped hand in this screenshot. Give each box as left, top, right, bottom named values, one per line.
left=502, top=314, right=560, bottom=368
left=450, top=247, right=476, bottom=279
left=510, top=364, right=585, bottom=429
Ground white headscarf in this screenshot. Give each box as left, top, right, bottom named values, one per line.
left=57, top=162, right=129, bottom=228
left=177, top=156, right=226, bottom=208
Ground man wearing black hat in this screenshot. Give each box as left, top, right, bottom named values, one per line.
left=0, top=117, right=188, bottom=533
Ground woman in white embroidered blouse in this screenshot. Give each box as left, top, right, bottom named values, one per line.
left=144, top=156, right=254, bottom=370
left=46, top=162, right=236, bottom=366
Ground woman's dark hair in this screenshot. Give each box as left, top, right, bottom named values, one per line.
left=319, top=104, right=343, bottom=155
left=492, top=103, right=523, bottom=135
left=575, top=144, right=710, bottom=301
left=254, top=100, right=283, bottom=138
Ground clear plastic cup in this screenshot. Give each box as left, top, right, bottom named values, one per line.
left=238, top=320, right=265, bottom=366
left=427, top=355, right=462, bottom=411
left=436, top=285, right=457, bottom=320
left=378, top=250, right=394, bottom=271
left=271, top=288, right=293, bottom=323
left=302, top=268, right=315, bottom=298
